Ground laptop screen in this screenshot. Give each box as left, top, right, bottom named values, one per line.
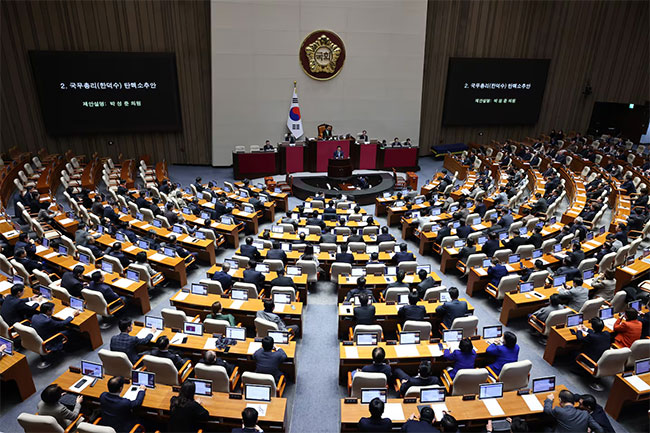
left=231, top=289, right=248, bottom=301
left=519, top=282, right=534, bottom=293
left=566, top=313, right=583, bottom=327
left=152, top=219, right=162, bottom=228
left=189, top=378, right=212, bottom=396
left=482, top=325, right=502, bottom=339
left=554, top=244, right=562, bottom=253
left=101, top=261, right=114, bottom=274
left=508, top=254, right=520, bottom=264
left=138, top=240, right=150, bottom=250
left=532, top=249, right=542, bottom=259
left=519, top=227, right=528, bottom=236
left=582, top=269, right=594, bottom=280
left=0, top=336, right=12, bottom=355
left=38, top=286, right=52, bottom=300
left=454, top=239, right=466, bottom=248
left=163, top=247, right=176, bottom=257
left=79, top=253, right=90, bottom=265
left=191, top=283, right=207, bottom=295
left=131, top=370, right=155, bottom=388
left=195, top=231, right=206, bottom=240
left=635, top=358, right=650, bottom=375
left=58, top=245, right=68, bottom=256
left=399, top=332, right=420, bottom=345
left=70, top=297, right=84, bottom=311
left=443, top=329, right=463, bottom=343
left=351, top=268, right=366, bottom=277
left=398, top=294, right=410, bottom=305
left=273, top=293, right=291, bottom=304
left=126, top=269, right=140, bottom=282
left=532, top=376, right=556, bottom=393
left=499, top=232, right=508, bottom=241
left=355, top=332, right=378, bottom=346
left=420, top=388, right=445, bottom=403
left=598, top=307, right=614, bottom=320
left=81, top=360, right=103, bottom=378
left=42, top=237, right=50, bottom=248
left=12, top=274, right=24, bottom=285
left=268, top=331, right=289, bottom=345
left=479, top=383, right=503, bottom=399
left=629, top=300, right=642, bottom=311
left=183, top=322, right=203, bottom=336
left=482, top=259, right=492, bottom=268
left=553, top=275, right=566, bottom=287
left=226, top=327, right=246, bottom=341
left=115, top=232, right=126, bottom=242
left=144, top=316, right=163, bottom=330
left=286, top=265, right=302, bottom=276
left=360, top=388, right=387, bottom=404
left=245, top=384, right=271, bottom=402
left=255, top=263, right=270, bottom=273
left=224, top=259, right=239, bottom=270
left=477, top=236, right=487, bottom=245
left=439, top=291, right=451, bottom=302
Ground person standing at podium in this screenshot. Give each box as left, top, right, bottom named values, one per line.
left=333, top=146, right=345, bottom=159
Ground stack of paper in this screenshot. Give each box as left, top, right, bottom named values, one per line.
left=149, top=253, right=167, bottom=261
left=247, top=341, right=262, bottom=354
left=344, top=346, right=359, bottom=358
left=173, top=292, right=189, bottom=302
left=54, top=307, right=76, bottom=320
left=246, top=403, right=267, bottom=416
left=624, top=375, right=650, bottom=392
left=394, top=345, right=420, bottom=357
left=170, top=333, right=186, bottom=345
left=35, top=245, right=48, bottom=253
left=124, top=246, right=138, bottom=253
left=44, top=252, right=59, bottom=259
left=428, top=345, right=444, bottom=357
left=203, top=338, right=218, bottom=350
left=122, top=386, right=142, bottom=401
left=383, top=403, right=405, bottom=421
left=113, top=278, right=133, bottom=288
left=521, top=394, right=543, bottom=411
left=229, top=300, right=245, bottom=309
left=482, top=398, right=505, bottom=416
left=0, top=280, right=13, bottom=293
left=136, top=328, right=162, bottom=340
left=58, top=218, right=74, bottom=225
left=431, top=402, right=449, bottom=421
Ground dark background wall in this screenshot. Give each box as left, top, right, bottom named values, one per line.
left=1, top=0, right=211, bottom=164
left=420, top=0, right=649, bottom=149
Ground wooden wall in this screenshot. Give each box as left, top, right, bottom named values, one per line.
left=1, top=0, right=211, bottom=164
left=420, top=0, right=649, bottom=149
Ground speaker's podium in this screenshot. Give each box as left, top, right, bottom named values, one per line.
left=328, top=158, right=352, bottom=178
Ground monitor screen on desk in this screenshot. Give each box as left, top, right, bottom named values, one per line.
left=126, top=269, right=140, bottom=282
left=273, top=293, right=291, bottom=304
left=566, top=313, right=583, bottom=328
left=443, top=329, right=463, bottom=343
left=70, top=297, right=84, bottom=311
left=398, top=294, right=409, bottom=305
left=231, top=289, right=248, bottom=301
left=482, top=325, right=502, bottom=339
left=255, top=263, right=270, bottom=273
left=115, top=232, right=126, bottom=242
left=183, top=322, right=203, bottom=336
left=477, top=236, right=487, bottom=245
left=58, top=245, right=68, bottom=256
left=399, top=332, right=420, bottom=345
left=351, top=268, right=366, bottom=277
left=194, top=231, right=206, bottom=240
left=629, top=300, right=642, bottom=311
left=508, top=254, right=520, bottom=264
left=268, top=331, right=289, bottom=345
left=79, top=253, right=90, bottom=265
left=552, top=275, right=566, bottom=287
left=138, top=240, right=150, bottom=250
left=532, top=376, right=555, bottom=393
left=245, top=384, right=271, bottom=402
left=356, top=332, right=378, bottom=346
left=482, top=259, right=492, bottom=268
left=189, top=378, right=212, bottom=396
left=136, top=213, right=144, bottom=221
left=554, top=244, right=562, bottom=253
left=224, top=259, right=239, bottom=270
left=226, top=326, right=246, bottom=341
left=582, top=269, right=594, bottom=280
left=191, top=283, right=207, bottom=295
left=200, top=211, right=210, bottom=220
left=519, top=227, right=528, bottom=236
left=454, top=239, right=466, bottom=248
left=499, top=232, right=508, bottom=241
left=163, top=247, right=176, bottom=257
left=0, top=336, right=13, bottom=355
left=81, top=360, right=103, bottom=378
left=132, top=370, right=155, bottom=388
left=439, top=291, right=451, bottom=302
left=519, top=282, right=534, bottom=293
left=145, top=316, right=163, bottom=330
left=431, top=208, right=441, bottom=216
left=420, top=388, right=445, bottom=403
left=152, top=219, right=162, bottom=228
left=361, top=389, right=387, bottom=404
left=479, top=383, right=503, bottom=399
left=102, top=261, right=114, bottom=274
left=286, top=265, right=301, bottom=276
left=37, top=286, right=52, bottom=300
left=635, top=358, right=650, bottom=375
left=598, top=307, right=614, bottom=320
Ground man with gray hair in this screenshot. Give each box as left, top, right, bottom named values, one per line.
left=210, top=261, right=232, bottom=291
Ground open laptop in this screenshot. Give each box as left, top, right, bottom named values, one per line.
left=231, top=288, right=248, bottom=301
left=552, top=275, right=566, bottom=287
left=442, top=329, right=463, bottom=351
left=81, top=360, right=103, bottom=379
left=0, top=336, right=12, bottom=355
left=183, top=322, right=203, bottom=336
left=131, top=370, right=155, bottom=389
left=191, top=283, right=208, bottom=295
left=532, top=376, right=555, bottom=393
left=399, top=331, right=420, bottom=345
left=70, top=296, right=84, bottom=311
left=144, top=316, right=164, bottom=330
left=482, top=325, right=502, bottom=341
left=226, top=326, right=246, bottom=341
left=479, top=382, right=503, bottom=399
left=566, top=313, right=583, bottom=328
left=360, top=388, right=387, bottom=404
left=189, top=378, right=212, bottom=396
left=244, top=384, right=271, bottom=402
left=273, top=293, right=292, bottom=304
left=420, top=387, right=445, bottom=403
left=126, top=269, right=140, bottom=282
left=268, top=330, right=289, bottom=345
left=635, top=358, right=650, bottom=375
left=286, top=265, right=302, bottom=276
left=355, top=332, right=378, bottom=346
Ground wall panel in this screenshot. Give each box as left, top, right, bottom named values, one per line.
left=1, top=0, right=211, bottom=164
left=420, top=0, right=649, bottom=148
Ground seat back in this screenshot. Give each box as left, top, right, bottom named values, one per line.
left=296, top=260, right=318, bottom=283
left=194, top=364, right=230, bottom=394
left=450, top=316, right=479, bottom=338
left=352, top=325, right=383, bottom=342
left=17, top=413, right=64, bottom=433
left=423, top=286, right=448, bottom=301
left=440, top=236, right=459, bottom=249
left=77, top=246, right=97, bottom=264
left=627, top=339, right=650, bottom=368
left=263, top=259, right=285, bottom=272
left=403, top=385, right=444, bottom=399
left=10, top=259, right=30, bottom=281
left=142, top=355, right=180, bottom=386
left=241, top=371, right=277, bottom=395
left=578, top=297, right=604, bottom=320
left=254, top=317, right=279, bottom=337
left=270, top=287, right=296, bottom=302
left=204, top=319, right=232, bottom=335
left=200, top=279, right=224, bottom=295
left=350, top=372, right=387, bottom=398
left=526, top=270, right=549, bottom=287
left=403, top=320, right=432, bottom=341
left=541, top=239, right=556, bottom=254
left=495, top=274, right=521, bottom=300
left=14, top=322, right=45, bottom=355
left=330, top=262, right=352, bottom=281
left=492, top=249, right=512, bottom=263
left=515, top=245, right=534, bottom=260
left=0, top=315, right=9, bottom=339
left=0, top=253, right=14, bottom=276
left=232, top=282, right=259, bottom=298
left=595, top=348, right=632, bottom=378
left=98, top=349, right=133, bottom=377
left=611, top=291, right=627, bottom=313
left=498, top=360, right=532, bottom=391
left=614, top=245, right=631, bottom=267
left=60, top=235, right=77, bottom=256
left=577, top=258, right=597, bottom=273
left=33, top=269, right=55, bottom=286
left=103, top=255, right=124, bottom=275
left=378, top=241, right=395, bottom=252
left=384, top=287, right=410, bottom=303
left=509, top=221, right=523, bottom=237
left=232, top=255, right=250, bottom=268
left=544, top=308, right=573, bottom=335
left=366, top=264, right=385, bottom=276
left=451, top=368, right=489, bottom=396
left=161, top=308, right=188, bottom=329
left=598, top=252, right=616, bottom=271
left=397, top=261, right=417, bottom=274
left=51, top=286, right=71, bottom=304
left=349, top=242, right=366, bottom=253
left=81, top=289, right=110, bottom=317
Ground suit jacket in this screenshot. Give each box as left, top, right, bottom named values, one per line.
left=434, top=226, right=452, bottom=245
left=543, top=400, right=603, bottom=433
left=335, top=252, right=354, bottom=264
left=486, top=344, right=519, bottom=375
left=253, top=348, right=288, bottom=381
left=320, top=233, right=337, bottom=243
left=110, top=332, right=153, bottom=363
left=168, top=400, right=210, bottom=432
left=89, top=281, right=120, bottom=303
left=458, top=246, right=476, bottom=262
left=270, top=276, right=296, bottom=289
left=442, top=348, right=476, bottom=378
left=416, top=277, right=436, bottom=298
left=361, top=363, right=393, bottom=381
left=333, top=150, right=344, bottom=158
left=393, top=251, right=415, bottom=264
left=435, top=300, right=468, bottom=328
left=359, top=417, right=393, bottom=432
left=243, top=269, right=265, bottom=289
left=100, top=390, right=146, bottom=432
left=107, top=251, right=130, bottom=268
left=487, top=264, right=508, bottom=286
left=504, top=236, right=528, bottom=252
left=240, top=244, right=261, bottom=260
left=150, top=348, right=187, bottom=369
left=497, top=214, right=514, bottom=229
left=61, top=271, right=84, bottom=297
left=211, top=271, right=233, bottom=291
left=37, top=400, right=81, bottom=428
left=31, top=313, right=73, bottom=341
left=475, top=202, right=487, bottom=217
left=266, top=249, right=287, bottom=263
left=528, top=233, right=543, bottom=249
left=482, top=239, right=500, bottom=257
left=456, top=225, right=472, bottom=239
left=0, top=295, right=38, bottom=325
left=345, top=288, right=375, bottom=302
left=576, top=329, right=611, bottom=362
left=399, top=375, right=440, bottom=396
left=398, top=304, right=426, bottom=322
left=377, top=233, right=395, bottom=243
left=532, top=304, right=562, bottom=323
left=400, top=419, right=440, bottom=432
left=558, top=285, right=588, bottom=311
left=353, top=305, right=376, bottom=325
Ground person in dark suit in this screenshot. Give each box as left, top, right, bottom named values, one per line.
left=31, top=302, right=78, bottom=349
left=359, top=130, right=369, bottom=142
left=89, top=272, right=123, bottom=304
left=323, top=125, right=333, bottom=140
left=150, top=336, right=189, bottom=369
left=496, top=209, right=514, bottom=230
left=100, top=376, right=146, bottom=433
left=359, top=398, right=393, bottom=432
left=15, top=233, right=36, bottom=258
left=104, top=242, right=131, bottom=268
left=164, top=203, right=179, bottom=226
left=434, top=223, right=452, bottom=245
left=391, top=137, right=402, bottom=147
left=0, top=284, right=39, bottom=325
left=333, top=146, right=344, bottom=159
left=435, top=287, right=468, bottom=328
left=398, top=292, right=426, bottom=322
left=458, top=238, right=477, bottom=262
left=253, top=336, right=288, bottom=382
left=348, top=228, right=364, bottom=243
left=269, top=268, right=296, bottom=290
left=528, top=226, right=543, bottom=249
left=456, top=222, right=472, bottom=239
left=345, top=278, right=376, bottom=302
left=243, top=260, right=265, bottom=290
left=211, top=262, right=233, bottom=291
left=267, top=241, right=287, bottom=264
left=401, top=406, right=438, bottom=433
left=14, top=248, right=44, bottom=273
left=232, top=407, right=262, bottom=433
left=168, top=380, right=209, bottom=432
left=110, top=319, right=155, bottom=363
left=377, top=226, right=395, bottom=243
left=416, top=269, right=436, bottom=299
left=474, top=200, right=487, bottom=218
left=306, top=211, right=326, bottom=230
left=240, top=237, right=261, bottom=261
left=354, top=347, right=392, bottom=382
left=335, top=243, right=355, bottom=264
left=574, top=317, right=611, bottom=366
left=543, top=390, right=603, bottom=433
left=395, top=361, right=440, bottom=396
left=393, top=243, right=415, bottom=264
left=577, top=394, right=615, bottom=433
left=568, top=242, right=585, bottom=265
left=482, top=231, right=500, bottom=258
left=61, top=265, right=85, bottom=298
left=353, top=293, right=376, bottom=325
left=531, top=192, right=548, bottom=214
left=504, top=233, right=527, bottom=253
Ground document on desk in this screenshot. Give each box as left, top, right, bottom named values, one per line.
left=140, top=223, right=152, bottom=230
left=203, top=338, right=218, bottom=350
left=394, top=345, right=420, bottom=358
left=482, top=398, right=505, bottom=416
left=44, top=252, right=59, bottom=259
left=273, top=304, right=286, bottom=313
left=403, top=275, right=415, bottom=284
left=124, top=245, right=138, bottom=253
left=247, top=341, right=262, bottom=354
left=68, top=376, right=93, bottom=393
left=428, top=345, right=444, bottom=357
left=136, top=328, right=162, bottom=340
left=475, top=268, right=487, bottom=276
left=246, top=403, right=267, bottom=417
left=113, top=278, right=133, bottom=289
left=344, top=346, right=359, bottom=358
left=0, top=280, right=12, bottom=293
left=122, top=386, right=142, bottom=401
left=383, top=403, right=405, bottom=421
left=446, top=342, right=460, bottom=352
left=173, top=291, right=189, bottom=302
left=149, top=253, right=167, bottom=261
left=229, top=300, right=244, bottom=310
left=384, top=276, right=396, bottom=284
left=3, top=230, right=18, bottom=238
left=35, top=245, right=48, bottom=253
left=622, top=266, right=638, bottom=274
left=170, top=333, right=186, bottom=345
left=338, top=305, right=352, bottom=315
left=505, top=265, right=516, bottom=272
left=59, top=218, right=74, bottom=225
left=624, top=375, right=650, bottom=392
left=54, top=307, right=76, bottom=320
left=431, top=403, right=449, bottom=421
left=521, top=394, right=543, bottom=412
left=603, top=318, right=617, bottom=330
